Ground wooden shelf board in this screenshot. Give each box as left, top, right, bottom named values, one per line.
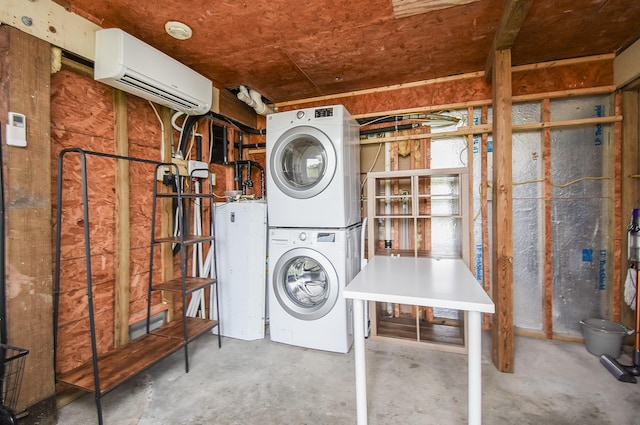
left=153, top=277, right=215, bottom=293
left=56, top=333, right=183, bottom=394
left=151, top=317, right=217, bottom=342
left=376, top=316, right=464, bottom=346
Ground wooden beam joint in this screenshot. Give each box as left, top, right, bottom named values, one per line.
left=485, top=0, right=533, bottom=81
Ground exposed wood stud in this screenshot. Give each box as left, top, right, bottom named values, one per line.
left=466, top=106, right=475, bottom=270
left=612, top=92, right=623, bottom=323
left=491, top=49, right=514, bottom=373
left=542, top=98, right=553, bottom=339
left=480, top=106, right=490, bottom=329
left=621, top=91, right=640, bottom=330
left=159, top=105, right=175, bottom=321
left=113, top=89, right=130, bottom=348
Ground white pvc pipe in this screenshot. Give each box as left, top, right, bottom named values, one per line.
left=384, top=142, right=391, bottom=242
left=237, top=85, right=274, bottom=115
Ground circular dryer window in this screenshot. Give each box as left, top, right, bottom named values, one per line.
left=270, top=126, right=337, bottom=199
left=273, top=248, right=339, bottom=321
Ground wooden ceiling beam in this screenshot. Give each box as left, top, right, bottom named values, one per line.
left=391, top=0, right=482, bottom=19
left=485, top=0, right=533, bottom=82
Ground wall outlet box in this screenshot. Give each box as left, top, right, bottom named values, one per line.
left=188, top=160, right=209, bottom=178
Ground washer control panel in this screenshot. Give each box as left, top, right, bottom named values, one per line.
left=314, top=107, right=334, bottom=118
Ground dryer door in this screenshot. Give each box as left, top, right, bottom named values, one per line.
left=272, top=247, right=339, bottom=321
left=269, top=125, right=337, bottom=199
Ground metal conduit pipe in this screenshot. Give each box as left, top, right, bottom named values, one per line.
left=227, top=160, right=265, bottom=198
left=359, top=123, right=420, bottom=136
left=357, top=113, right=460, bottom=127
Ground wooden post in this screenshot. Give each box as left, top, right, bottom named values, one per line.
left=0, top=25, right=55, bottom=412
left=113, top=90, right=130, bottom=347
left=491, top=49, right=515, bottom=372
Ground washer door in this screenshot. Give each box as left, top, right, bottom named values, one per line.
left=272, top=247, right=338, bottom=321
left=269, top=126, right=337, bottom=199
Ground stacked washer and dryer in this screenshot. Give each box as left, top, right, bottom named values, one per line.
left=266, top=105, right=361, bottom=353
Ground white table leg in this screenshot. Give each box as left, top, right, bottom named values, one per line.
left=467, top=310, right=482, bottom=425
left=352, top=299, right=367, bottom=425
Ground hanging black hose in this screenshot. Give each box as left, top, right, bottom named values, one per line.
left=227, top=160, right=265, bottom=198
left=175, top=111, right=268, bottom=199
left=177, top=111, right=265, bottom=160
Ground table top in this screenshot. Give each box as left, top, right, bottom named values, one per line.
left=344, top=256, right=495, bottom=313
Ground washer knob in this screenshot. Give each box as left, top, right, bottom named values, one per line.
left=299, top=232, right=307, bottom=241
left=296, top=110, right=305, bottom=120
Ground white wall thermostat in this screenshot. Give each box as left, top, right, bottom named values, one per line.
left=6, top=112, right=27, bottom=147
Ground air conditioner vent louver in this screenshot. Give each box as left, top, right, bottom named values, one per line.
left=94, top=28, right=212, bottom=115
left=119, top=74, right=200, bottom=110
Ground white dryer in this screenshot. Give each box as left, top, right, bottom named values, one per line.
left=268, top=225, right=361, bottom=353
left=266, top=105, right=361, bottom=228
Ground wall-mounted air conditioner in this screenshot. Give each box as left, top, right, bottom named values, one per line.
left=94, top=28, right=212, bottom=115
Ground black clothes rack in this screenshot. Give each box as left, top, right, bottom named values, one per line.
left=54, top=148, right=220, bottom=425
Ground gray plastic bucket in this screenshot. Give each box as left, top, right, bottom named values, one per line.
left=580, top=318, right=631, bottom=359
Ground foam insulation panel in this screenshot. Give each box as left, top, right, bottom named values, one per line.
left=549, top=95, right=612, bottom=335
left=512, top=101, right=545, bottom=330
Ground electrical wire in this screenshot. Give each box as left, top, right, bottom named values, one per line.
left=358, top=112, right=460, bottom=127
left=171, top=111, right=186, bottom=132
left=359, top=136, right=385, bottom=197
left=471, top=176, right=611, bottom=222
left=148, top=101, right=167, bottom=161
left=172, top=112, right=187, bottom=158
left=512, top=176, right=611, bottom=187
left=184, top=122, right=199, bottom=161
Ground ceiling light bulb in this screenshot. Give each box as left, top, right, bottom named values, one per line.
left=165, top=21, right=192, bottom=40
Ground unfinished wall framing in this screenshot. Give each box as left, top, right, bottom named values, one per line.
left=0, top=19, right=630, bottom=413
left=279, top=54, right=622, bottom=346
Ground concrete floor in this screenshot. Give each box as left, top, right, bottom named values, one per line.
left=55, top=331, right=640, bottom=425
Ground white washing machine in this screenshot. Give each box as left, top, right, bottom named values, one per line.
left=268, top=225, right=361, bottom=353
left=266, top=105, right=361, bottom=228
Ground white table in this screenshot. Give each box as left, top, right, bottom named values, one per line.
left=343, top=256, right=495, bottom=425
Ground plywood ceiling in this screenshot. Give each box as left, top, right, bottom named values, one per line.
left=53, top=0, right=640, bottom=104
